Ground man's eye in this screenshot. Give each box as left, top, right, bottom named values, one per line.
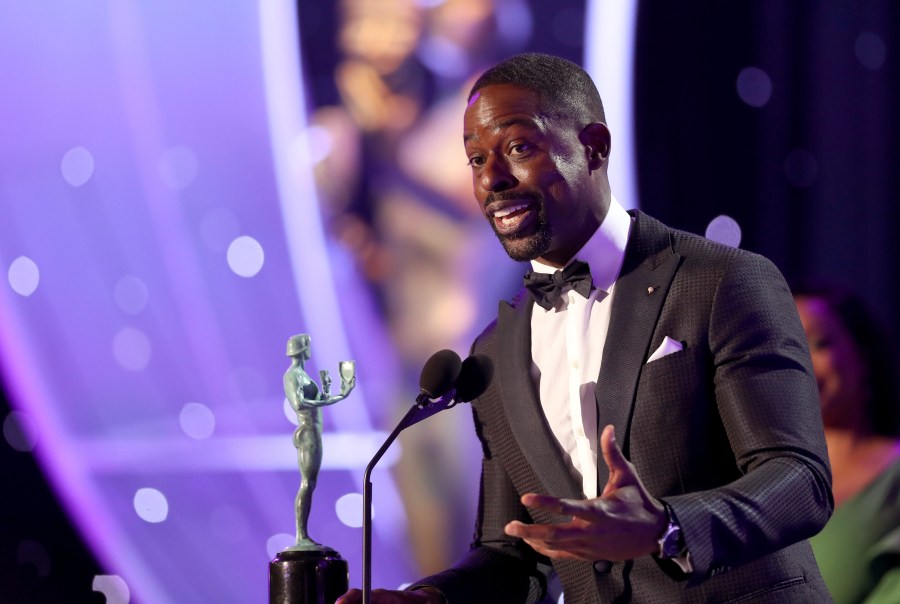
left=510, top=143, right=532, bottom=155
left=467, top=156, right=484, bottom=167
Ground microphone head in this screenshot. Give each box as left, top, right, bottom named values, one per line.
left=455, top=354, right=494, bottom=402
left=419, top=349, right=462, bottom=398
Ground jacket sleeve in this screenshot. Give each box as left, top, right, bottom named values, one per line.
left=663, top=251, right=833, bottom=584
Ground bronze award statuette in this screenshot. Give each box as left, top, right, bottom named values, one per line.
left=269, top=334, right=356, bottom=604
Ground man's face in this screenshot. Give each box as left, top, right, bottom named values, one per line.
left=463, top=84, right=600, bottom=266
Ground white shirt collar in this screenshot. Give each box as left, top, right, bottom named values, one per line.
left=528, top=195, right=631, bottom=294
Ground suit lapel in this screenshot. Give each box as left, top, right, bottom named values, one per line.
left=595, top=211, right=681, bottom=489
left=497, top=296, right=582, bottom=499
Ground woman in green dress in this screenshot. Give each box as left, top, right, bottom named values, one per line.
left=794, top=285, right=900, bottom=604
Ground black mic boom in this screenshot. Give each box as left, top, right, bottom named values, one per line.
left=362, top=350, right=494, bottom=604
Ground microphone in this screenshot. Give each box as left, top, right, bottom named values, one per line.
left=362, top=350, right=493, bottom=604
left=415, top=349, right=462, bottom=406
left=455, top=354, right=493, bottom=403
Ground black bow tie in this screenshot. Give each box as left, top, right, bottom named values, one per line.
left=523, top=260, right=594, bottom=310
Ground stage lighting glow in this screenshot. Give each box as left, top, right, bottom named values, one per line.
left=226, top=235, right=265, bottom=277
left=855, top=32, right=886, bottom=70
left=335, top=492, right=365, bottom=528
left=92, top=575, right=131, bottom=604
left=584, top=0, right=639, bottom=209
left=705, top=215, right=743, bottom=249
left=495, top=0, right=533, bottom=46
left=7, top=256, right=40, bottom=297
left=418, top=36, right=469, bottom=79
left=4, top=410, right=39, bottom=452
left=112, top=327, right=152, bottom=372
left=60, top=146, right=95, bottom=187
left=133, top=487, right=169, bottom=523
left=266, top=532, right=294, bottom=559
left=736, top=66, right=773, bottom=108
left=179, top=402, right=216, bottom=440
left=294, top=126, right=334, bottom=164
left=113, top=275, right=149, bottom=315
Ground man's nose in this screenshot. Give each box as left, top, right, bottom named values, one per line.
left=480, top=154, right=518, bottom=192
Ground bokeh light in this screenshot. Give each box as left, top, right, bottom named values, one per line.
left=179, top=402, right=216, bottom=440
left=92, top=575, right=131, bottom=604
left=335, top=492, right=365, bottom=528
left=112, top=327, right=152, bottom=371
left=113, top=275, right=149, bottom=315
left=855, top=32, right=886, bottom=70
left=133, top=488, right=169, bottom=524
left=705, top=215, right=742, bottom=249
left=226, top=236, right=266, bottom=278
left=736, top=66, right=773, bottom=108
left=60, top=146, right=95, bottom=187
left=266, top=533, right=295, bottom=559
left=3, top=411, right=39, bottom=452
left=7, top=256, right=40, bottom=297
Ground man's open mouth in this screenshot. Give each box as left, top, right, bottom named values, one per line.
left=491, top=201, right=538, bottom=236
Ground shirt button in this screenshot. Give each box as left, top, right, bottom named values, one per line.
left=572, top=360, right=579, bottom=369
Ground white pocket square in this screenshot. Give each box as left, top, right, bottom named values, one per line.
left=647, top=336, right=684, bottom=363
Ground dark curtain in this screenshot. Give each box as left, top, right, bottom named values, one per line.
left=634, top=0, right=900, bottom=343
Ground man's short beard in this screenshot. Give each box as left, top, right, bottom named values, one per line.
left=492, top=203, right=552, bottom=262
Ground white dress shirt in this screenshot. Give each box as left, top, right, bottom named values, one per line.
left=529, top=197, right=632, bottom=498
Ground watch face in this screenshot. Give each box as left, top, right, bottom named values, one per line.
left=662, top=526, right=685, bottom=558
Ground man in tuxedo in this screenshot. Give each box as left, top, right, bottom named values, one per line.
left=339, top=53, right=832, bottom=603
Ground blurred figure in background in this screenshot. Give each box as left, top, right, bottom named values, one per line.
left=794, top=284, right=900, bottom=604
left=304, top=0, right=534, bottom=573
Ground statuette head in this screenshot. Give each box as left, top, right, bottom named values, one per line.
left=286, top=334, right=311, bottom=357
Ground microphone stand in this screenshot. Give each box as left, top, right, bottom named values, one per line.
left=362, top=390, right=458, bottom=604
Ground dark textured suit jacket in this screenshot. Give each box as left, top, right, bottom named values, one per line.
left=416, top=211, right=833, bottom=603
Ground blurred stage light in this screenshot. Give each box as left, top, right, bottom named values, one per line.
left=736, top=66, right=773, bottom=108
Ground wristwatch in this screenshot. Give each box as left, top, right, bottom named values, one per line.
left=657, top=505, right=687, bottom=559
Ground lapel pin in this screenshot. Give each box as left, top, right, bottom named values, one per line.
left=647, top=286, right=656, bottom=295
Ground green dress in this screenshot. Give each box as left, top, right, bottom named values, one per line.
left=811, top=459, right=900, bottom=604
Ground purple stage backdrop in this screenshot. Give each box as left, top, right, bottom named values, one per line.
left=0, top=1, right=418, bottom=601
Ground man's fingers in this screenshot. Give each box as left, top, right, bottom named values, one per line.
left=600, top=425, right=627, bottom=471
left=506, top=523, right=598, bottom=560
left=600, top=424, right=637, bottom=493
left=520, top=493, right=584, bottom=514
left=505, top=519, right=596, bottom=542
left=521, top=493, right=595, bottom=515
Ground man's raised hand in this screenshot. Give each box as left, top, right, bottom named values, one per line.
left=504, top=425, right=667, bottom=561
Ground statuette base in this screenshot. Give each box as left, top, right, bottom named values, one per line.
left=269, top=549, right=348, bottom=604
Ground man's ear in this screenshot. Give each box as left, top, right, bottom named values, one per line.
left=579, top=122, right=611, bottom=169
